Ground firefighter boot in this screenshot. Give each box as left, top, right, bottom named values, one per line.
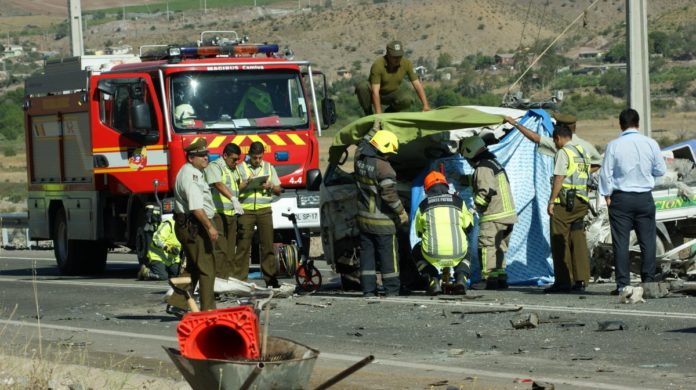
left=426, top=276, right=442, bottom=296
left=497, top=270, right=509, bottom=289
left=451, top=273, right=467, bottom=295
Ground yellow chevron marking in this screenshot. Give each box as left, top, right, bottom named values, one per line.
left=248, top=135, right=265, bottom=144
left=208, top=136, right=226, bottom=149
left=287, top=134, right=305, bottom=145
left=267, top=134, right=286, bottom=146
left=231, top=135, right=247, bottom=145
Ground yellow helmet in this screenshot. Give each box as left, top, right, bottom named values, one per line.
left=459, top=135, right=486, bottom=159
left=369, top=130, right=399, bottom=154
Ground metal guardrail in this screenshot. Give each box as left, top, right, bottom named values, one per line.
left=0, top=212, right=38, bottom=249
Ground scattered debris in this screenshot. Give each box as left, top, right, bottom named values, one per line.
left=597, top=320, right=628, bottom=331
left=558, top=322, right=585, bottom=328
left=532, top=380, right=555, bottom=389
left=571, top=356, right=593, bottom=361
left=639, top=363, right=677, bottom=368
left=513, top=348, right=529, bottom=354
left=475, top=332, right=483, bottom=338
left=448, top=348, right=465, bottom=357
left=438, top=295, right=484, bottom=301
left=453, top=306, right=523, bottom=317
left=641, top=282, right=670, bottom=299
left=619, top=286, right=645, bottom=304
left=597, top=368, right=614, bottom=373
left=510, top=313, right=539, bottom=329
left=347, top=332, right=363, bottom=337
left=427, top=380, right=449, bottom=387
left=295, top=302, right=329, bottom=308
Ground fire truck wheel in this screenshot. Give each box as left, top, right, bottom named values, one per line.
left=53, top=208, right=80, bottom=275
left=82, top=241, right=108, bottom=274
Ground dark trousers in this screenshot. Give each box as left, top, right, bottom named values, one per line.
left=171, top=216, right=219, bottom=311
left=412, top=242, right=470, bottom=283
left=550, top=201, right=590, bottom=287
left=355, top=80, right=414, bottom=116
left=608, top=191, right=656, bottom=288
left=215, top=213, right=238, bottom=279
left=148, top=261, right=180, bottom=280
left=236, top=208, right=277, bottom=283
left=360, top=232, right=400, bottom=294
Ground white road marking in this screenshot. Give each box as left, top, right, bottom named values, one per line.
left=0, top=276, right=164, bottom=290
left=0, top=319, right=662, bottom=390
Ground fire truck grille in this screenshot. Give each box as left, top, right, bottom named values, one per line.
left=275, top=164, right=301, bottom=178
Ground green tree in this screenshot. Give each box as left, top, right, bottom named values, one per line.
left=600, top=69, right=626, bottom=98
left=437, top=52, right=453, bottom=69
left=604, top=42, right=626, bottom=63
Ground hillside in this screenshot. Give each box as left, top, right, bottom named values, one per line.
left=3, top=0, right=696, bottom=82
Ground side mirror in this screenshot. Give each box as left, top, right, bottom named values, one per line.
left=126, top=102, right=159, bottom=145
left=306, top=168, right=322, bottom=191
left=321, top=97, right=337, bottom=128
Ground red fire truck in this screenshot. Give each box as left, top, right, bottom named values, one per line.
left=24, top=32, right=335, bottom=274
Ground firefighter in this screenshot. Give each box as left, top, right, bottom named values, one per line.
left=413, top=171, right=474, bottom=295
left=170, top=138, right=225, bottom=312
left=460, top=136, right=517, bottom=290
left=138, top=215, right=182, bottom=281
left=355, top=130, right=408, bottom=296
left=205, top=142, right=244, bottom=280
left=545, top=124, right=591, bottom=293
left=235, top=84, right=274, bottom=118
left=236, top=141, right=282, bottom=287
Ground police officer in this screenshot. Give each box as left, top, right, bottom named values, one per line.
left=171, top=138, right=224, bottom=311
left=413, top=171, right=474, bottom=295
left=355, top=40, right=430, bottom=116
left=544, top=124, right=591, bottom=293
left=460, top=136, right=517, bottom=290
left=355, top=130, right=408, bottom=296
left=138, top=215, right=182, bottom=281
left=205, top=142, right=243, bottom=280
left=236, top=141, right=282, bottom=287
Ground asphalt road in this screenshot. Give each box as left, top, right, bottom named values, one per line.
left=0, top=250, right=695, bottom=389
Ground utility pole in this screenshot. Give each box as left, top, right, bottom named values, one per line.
left=67, top=0, right=84, bottom=56
left=626, top=0, right=651, bottom=137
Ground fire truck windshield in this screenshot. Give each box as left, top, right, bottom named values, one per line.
left=170, top=71, right=309, bottom=132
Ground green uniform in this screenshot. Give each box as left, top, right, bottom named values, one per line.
left=550, top=144, right=591, bottom=287
left=471, top=153, right=517, bottom=279
left=354, top=143, right=404, bottom=294
left=235, top=159, right=281, bottom=284
left=172, top=162, right=221, bottom=311
left=145, top=219, right=181, bottom=280
left=355, top=56, right=418, bottom=115
left=205, top=158, right=242, bottom=279
left=538, top=134, right=602, bottom=166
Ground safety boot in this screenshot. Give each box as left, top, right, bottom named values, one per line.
left=497, top=271, right=508, bottom=289
left=451, top=273, right=467, bottom=295
left=426, top=276, right=442, bottom=296
left=137, top=264, right=150, bottom=281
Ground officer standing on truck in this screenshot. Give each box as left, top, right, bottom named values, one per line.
left=544, top=124, right=592, bottom=293
left=355, top=130, right=409, bottom=296
left=413, top=171, right=474, bottom=295
left=460, top=136, right=517, bottom=290
left=205, top=142, right=244, bottom=280
left=170, top=138, right=223, bottom=312
left=355, top=40, right=431, bottom=116
left=236, top=141, right=282, bottom=287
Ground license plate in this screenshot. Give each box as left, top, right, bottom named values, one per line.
left=295, top=212, right=319, bottom=223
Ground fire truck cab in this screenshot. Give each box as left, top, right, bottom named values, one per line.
left=24, top=32, right=335, bottom=274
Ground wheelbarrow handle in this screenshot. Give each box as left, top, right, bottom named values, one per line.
left=168, top=276, right=200, bottom=313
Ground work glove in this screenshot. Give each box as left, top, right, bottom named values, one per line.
left=169, top=246, right=180, bottom=257
left=398, top=210, right=409, bottom=226
left=232, top=198, right=245, bottom=215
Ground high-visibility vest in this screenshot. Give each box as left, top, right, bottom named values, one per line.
left=235, top=86, right=273, bottom=118
left=555, top=144, right=590, bottom=204
left=238, top=160, right=273, bottom=210
left=147, top=219, right=181, bottom=266
left=415, top=193, right=473, bottom=268
left=210, top=159, right=239, bottom=216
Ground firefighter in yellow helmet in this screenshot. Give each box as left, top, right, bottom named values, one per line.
left=354, top=130, right=408, bottom=296
left=413, top=171, right=474, bottom=295
left=460, top=136, right=517, bottom=290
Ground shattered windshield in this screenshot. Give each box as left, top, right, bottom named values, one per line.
left=170, top=70, right=309, bottom=132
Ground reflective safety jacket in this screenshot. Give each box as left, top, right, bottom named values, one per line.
left=147, top=219, right=181, bottom=266
left=354, top=143, right=405, bottom=235
left=415, top=192, right=473, bottom=267
left=238, top=160, right=275, bottom=211
left=555, top=144, right=590, bottom=204
left=472, top=154, right=517, bottom=224
left=235, top=86, right=273, bottom=118
left=207, top=158, right=240, bottom=216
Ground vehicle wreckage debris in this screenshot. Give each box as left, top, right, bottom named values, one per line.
left=295, top=301, right=330, bottom=308
left=597, top=320, right=628, bottom=331
left=532, top=380, right=556, bottom=389
left=452, top=306, right=523, bottom=317
left=510, top=312, right=539, bottom=329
